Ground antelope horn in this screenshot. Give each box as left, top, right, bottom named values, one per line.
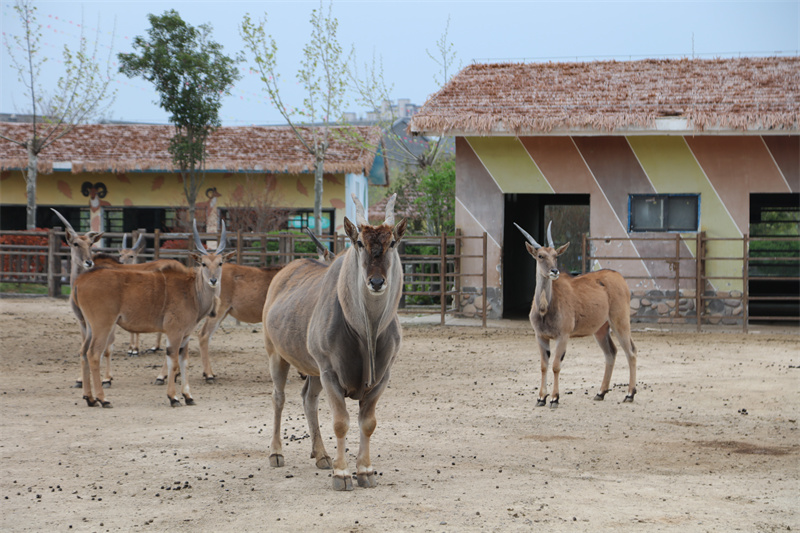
left=192, top=219, right=209, bottom=255
left=513, top=222, right=542, bottom=249
left=384, top=193, right=397, bottom=226
left=50, top=208, right=76, bottom=237
left=546, top=221, right=554, bottom=248
left=133, top=233, right=146, bottom=251
left=304, top=227, right=327, bottom=254
left=122, top=233, right=129, bottom=249
left=351, top=193, right=369, bottom=228
left=214, top=220, right=227, bottom=255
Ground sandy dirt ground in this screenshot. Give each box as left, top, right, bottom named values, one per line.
left=1, top=296, right=798, bottom=532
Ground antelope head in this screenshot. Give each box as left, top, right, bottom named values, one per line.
left=514, top=221, right=570, bottom=281
left=344, top=193, right=407, bottom=295
left=191, top=220, right=233, bottom=289
left=118, top=233, right=146, bottom=265
left=51, top=208, right=103, bottom=271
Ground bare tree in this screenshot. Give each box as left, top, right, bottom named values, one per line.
left=1, top=0, right=116, bottom=230
left=240, top=1, right=348, bottom=235
left=225, top=176, right=290, bottom=233
left=347, top=16, right=459, bottom=173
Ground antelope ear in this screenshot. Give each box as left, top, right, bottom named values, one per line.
left=343, top=217, right=359, bottom=245
left=556, top=242, right=570, bottom=256
left=88, top=232, right=104, bottom=244
left=223, top=251, right=237, bottom=263
left=190, top=252, right=203, bottom=264
left=525, top=242, right=538, bottom=257
left=393, top=218, right=407, bottom=243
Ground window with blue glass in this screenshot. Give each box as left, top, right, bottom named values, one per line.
left=629, top=194, right=699, bottom=232
left=287, top=209, right=334, bottom=234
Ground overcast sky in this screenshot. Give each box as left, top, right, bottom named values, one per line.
left=2, top=0, right=798, bottom=126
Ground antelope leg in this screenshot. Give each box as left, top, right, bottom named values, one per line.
left=268, top=354, right=290, bottom=468
left=322, top=373, right=353, bottom=491
left=550, top=336, right=569, bottom=407
left=536, top=337, right=550, bottom=406
left=301, top=375, right=332, bottom=469
left=594, top=323, right=617, bottom=401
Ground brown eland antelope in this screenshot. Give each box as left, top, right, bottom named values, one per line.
left=51, top=209, right=112, bottom=387
left=161, top=228, right=334, bottom=384
left=262, top=193, right=406, bottom=491
left=152, top=261, right=283, bottom=385
left=514, top=221, right=637, bottom=407
left=115, top=233, right=165, bottom=356
left=68, top=233, right=182, bottom=387
left=71, top=220, right=231, bottom=408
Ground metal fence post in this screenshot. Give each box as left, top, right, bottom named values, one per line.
left=47, top=228, right=59, bottom=297
left=482, top=232, right=488, bottom=328
left=696, top=232, right=702, bottom=332
left=743, top=234, right=749, bottom=333
left=153, top=229, right=161, bottom=260
left=440, top=232, right=446, bottom=326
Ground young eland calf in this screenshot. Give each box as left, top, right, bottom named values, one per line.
left=515, top=221, right=637, bottom=407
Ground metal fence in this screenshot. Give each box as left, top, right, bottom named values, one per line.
left=2, top=229, right=796, bottom=331
left=582, top=232, right=799, bottom=331
left=0, top=228, right=489, bottom=327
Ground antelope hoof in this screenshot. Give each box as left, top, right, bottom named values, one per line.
left=550, top=397, right=559, bottom=408
left=315, top=456, right=333, bottom=470
left=169, top=397, right=182, bottom=407
left=72, top=381, right=83, bottom=389
left=536, top=395, right=548, bottom=407
left=269, top=454, right=285, bottom=468
left=146, top=347, right=162, bottom=354
left=102, top=379, right=112, bottom=389
left=184, top=396, right=196, bottom=406
left=594, top=390, right=609, bottom=401
left=127, top=349, right=139, bottom=357
left=357, top=472, right=377, bottom=488
left=155, top=377, right=166, bottom=386
left=623, top=389, right=636, bottom=403
left=203, top=373, right=216, bottom=384
left=83, top=395, right=97, bottom=407
left=332, top=475, right=354, bottom=491
left=101, top=400, right=112, bottom=408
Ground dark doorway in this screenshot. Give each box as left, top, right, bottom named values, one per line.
left=503, top=194, right=590, bottom=318
left=748, top=193, right=800, bottom=320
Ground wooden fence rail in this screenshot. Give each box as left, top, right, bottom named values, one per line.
left=2, top=229, right=796, bottom=331
left=0, top=229, right=489, bottom=327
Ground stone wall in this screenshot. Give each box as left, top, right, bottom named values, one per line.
left=458, top=286, right=502, bottom=320
left=630, top=289, right=744, bottom=325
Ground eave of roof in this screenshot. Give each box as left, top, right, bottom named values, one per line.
left=0, top=123, right=382, bottom=175
left=410, top=56, right=800, bottom=136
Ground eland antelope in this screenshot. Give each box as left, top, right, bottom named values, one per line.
left=71, top=220, right=231, bottom=407
left=262, top=193, right=406, bottom=490
left=515, top=221, right=637, bottom=407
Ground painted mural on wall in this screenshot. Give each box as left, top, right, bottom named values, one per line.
left=453, top=134, right=798, bottom=318
left=0, top=170, right=350, bottom=232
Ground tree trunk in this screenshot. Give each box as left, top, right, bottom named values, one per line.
left=313, top=155, right=324, bottom=236
left=26, top=140, right=38, bottom=230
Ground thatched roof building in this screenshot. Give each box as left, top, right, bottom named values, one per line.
left=0, top=123, right=382, bottom=175
left=410, top=56, right=799, bottom=136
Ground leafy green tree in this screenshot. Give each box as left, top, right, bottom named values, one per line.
left=240, top=1, right=348, bottom=235
left=1, top=0, right=116, bottom=230
left=118, top=10, right=241, bottom=227
left=416, top=158, right=455, bottom=236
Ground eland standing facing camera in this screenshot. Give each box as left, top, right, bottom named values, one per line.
left=515, top=221, right=638, bottom=407
left=262, top=193, right=406, bottom=491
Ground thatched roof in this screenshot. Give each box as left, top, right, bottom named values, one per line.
left=409, top=56, right=800, bottom=136
left=0, top=123, right=382, bottom=175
